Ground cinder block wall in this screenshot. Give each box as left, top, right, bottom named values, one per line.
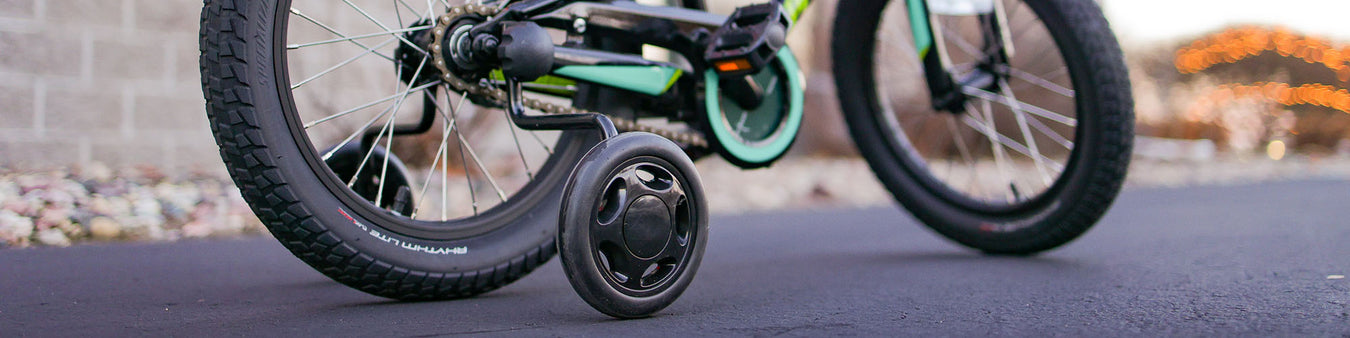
left=0, top=0, right=217, bottom=172
left=0, top=0, right=850, bottom=174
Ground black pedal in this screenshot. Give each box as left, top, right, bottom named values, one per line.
left=704, top=3, right=791, bottom=78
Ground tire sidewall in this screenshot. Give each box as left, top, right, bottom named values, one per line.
left=238, top=0, right=580, bottom=272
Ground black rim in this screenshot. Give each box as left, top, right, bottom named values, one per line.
left=589, top=157, right=696, bottom=297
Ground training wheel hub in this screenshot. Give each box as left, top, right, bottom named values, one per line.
left=623, top=195, right=673, bottom=259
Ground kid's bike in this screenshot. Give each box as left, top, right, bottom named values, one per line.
left=199, top=0, right=1133, bottom=318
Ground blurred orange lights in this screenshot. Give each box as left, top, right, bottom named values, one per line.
left=1178, top=26, right=1350, bottom=116
left=1175, top=26, right=1350, bottom=82
left=1197, top=82, right=1350, bottom=115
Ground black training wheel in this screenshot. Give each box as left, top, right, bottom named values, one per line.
left=323, top=143, right=415, bottom=217
left=558, top=132, right=709, bottom=319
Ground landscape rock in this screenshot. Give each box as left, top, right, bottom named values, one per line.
left=0, top=210, right=34, bottom=246
left=35, top=228, right=70, bottom=247
left=88, top=217, right=122, bottom=240
left=0, top=163, right=265, bottom=248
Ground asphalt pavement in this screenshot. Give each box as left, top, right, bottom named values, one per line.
left=2, top=180, right=1348, bottom=336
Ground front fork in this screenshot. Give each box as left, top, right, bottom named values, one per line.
left=912, top=0, right=1014, bottom=113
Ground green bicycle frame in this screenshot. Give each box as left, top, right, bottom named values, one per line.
left=514, top=0, right=975, bottom=107
left=517, top=0, right=817, bottom=97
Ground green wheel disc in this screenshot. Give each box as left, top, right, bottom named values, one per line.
left=703, top=48, right=805, bottom=166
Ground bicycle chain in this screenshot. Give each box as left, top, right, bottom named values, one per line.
left=428, top=4, right=708, bottom=148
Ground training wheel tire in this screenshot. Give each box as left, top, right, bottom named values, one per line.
left=322, top=143, right=416, bottom=216
left=558, top=132, right=709, bottom=319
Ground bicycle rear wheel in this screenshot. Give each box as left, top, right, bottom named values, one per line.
left=200, top=0, right=592, bottom=299
left=832, top=0, right=1133, bottom=254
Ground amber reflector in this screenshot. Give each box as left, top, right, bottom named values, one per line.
left=714, top=58, right=752, bottom=73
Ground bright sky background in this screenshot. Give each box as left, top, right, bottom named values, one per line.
left=1102, top=0, right=1350, bottom=44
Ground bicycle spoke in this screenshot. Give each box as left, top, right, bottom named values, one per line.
left=440, top=91, right=457, bottom=220
left=456, top=126, right=509, bottom=202
left=998, top=79, right=1052, bottom=185
left=304, top=81, right=439, bottom=129
left=341, top=0, right=429, bottom=57
left=289, top=7, right=395, bottom=61
left=529, top=131, right=554, bottom=155
left=286, top=26, right=430, bottom=50
left=425, top=86, right=507, bottom=205
left=394, top=0, right=426, bottom=20
left=341, top=64, right=410, bottom=189
left=950, top=61, right=980, bottom=75
left=962, top=86, right=1076, bottom=126
left=445, top=90, right=479, bottom=215
left=966, top=99, right=1017, bottom=202
left=945, top=116, right=976, bottom=175
left=441, top=108, right=450, bottom=221
left=291, top=37, right=398, bottom=90
left=373, top=56, right=430, bottom=207
left=424, top=0, right=442, bottom=24
left=345, top=62, right=427, bottom=191
left=373, top=110, right=399, bottom=207
left=1025, top=110, right=1073, bottom=149
left=1037, top=67, right=1069, bottom=83
left=1008, top=67, right=1074, bottom=97
left=945, top=115, right=982, bottom=198
left=961, top=109, right=1065, bottom=173
left=322, top=103, right=396, bottom=161
left=1014, top=42, right=1059, bottom=76
left=503, top=110, right=534, bottom=180
left=394, top=0, right=407, bottom=27
left=412, top=95, right=457, bottom=219
left=940, top=20, right=985, bottom=59
left=346, top=103, right=400, bottom=188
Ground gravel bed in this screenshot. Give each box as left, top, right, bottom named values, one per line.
left=2, top=155, right=1346, bottom=248
left=0, top=164, right=263, bottom=248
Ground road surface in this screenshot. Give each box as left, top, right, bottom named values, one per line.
left=2, top=180, right=1348, bottom=336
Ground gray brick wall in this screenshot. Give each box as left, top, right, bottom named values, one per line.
left=0, top=0, right=216, bottom=173
left=0, top=0, right=849, bottom=175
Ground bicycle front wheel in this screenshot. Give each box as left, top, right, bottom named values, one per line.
left=832, top=0, right=1134, bottom=254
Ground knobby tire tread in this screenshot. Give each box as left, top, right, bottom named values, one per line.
left=198, top=0, right=554, bottom=300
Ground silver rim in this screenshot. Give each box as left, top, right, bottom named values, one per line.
left=872, top=0, right=1078, bottom=206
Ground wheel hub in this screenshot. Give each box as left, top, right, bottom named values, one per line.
left=442, top=19, right=491, bottom=75
left=622, top=195, right=673, bottom=259
left=395, top=19, right=442, bottom=85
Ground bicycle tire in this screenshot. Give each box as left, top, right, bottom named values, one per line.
left=832, top=0, right=1134, bottom=254
left=199, top=0, right=594, bottom=300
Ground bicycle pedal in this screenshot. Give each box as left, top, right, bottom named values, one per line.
left=704, top=2, right=791, bottom=78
